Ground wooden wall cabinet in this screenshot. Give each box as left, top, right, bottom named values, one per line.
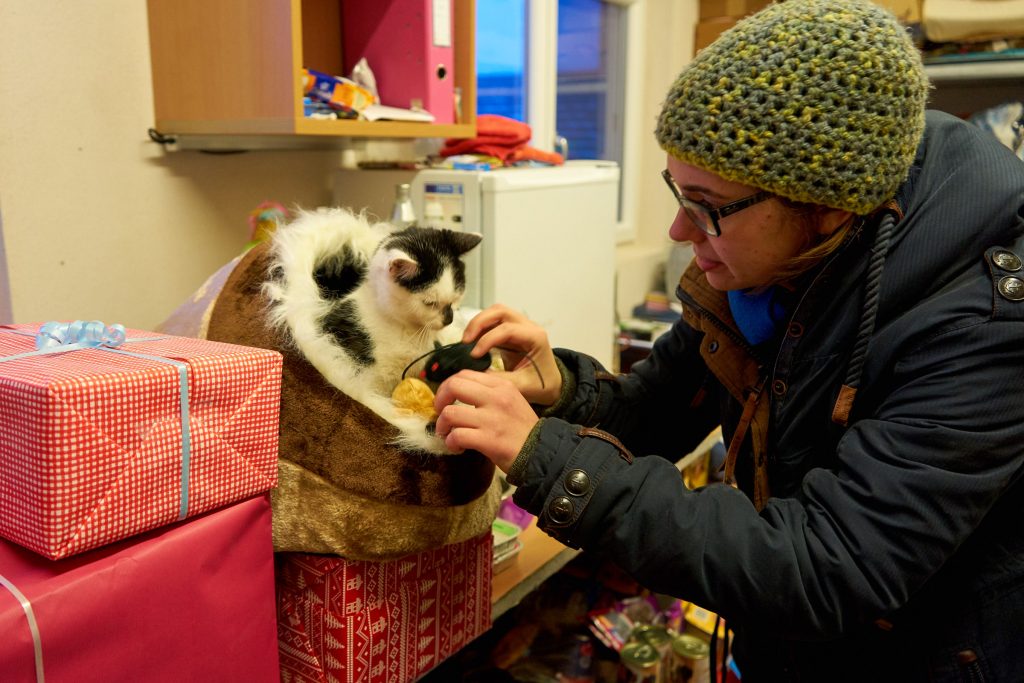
left=146, top=0, right=476, bottom=141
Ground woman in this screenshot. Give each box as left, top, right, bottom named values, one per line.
left=434, top=0, right=1024, bottom=679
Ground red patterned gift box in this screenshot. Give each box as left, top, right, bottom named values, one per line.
left=0, top=494, right=280, bottom=682
left=277, top=532, right=493, bottom=683
left=0, top=322, right=282, bottom=559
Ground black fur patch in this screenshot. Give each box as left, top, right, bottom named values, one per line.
left=314, top=247, right=366, bottom=299
left=381, top=227, right=481, bottom=292
left=321, top=300, right=374, bottom=366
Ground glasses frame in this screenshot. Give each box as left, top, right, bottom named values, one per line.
left=661, top=169, right=773, bottom=237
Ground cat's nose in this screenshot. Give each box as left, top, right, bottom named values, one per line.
left=442, top=305, right=454, bottom=326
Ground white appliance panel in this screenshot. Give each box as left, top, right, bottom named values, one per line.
left=335, top=163, right=619, bottom=367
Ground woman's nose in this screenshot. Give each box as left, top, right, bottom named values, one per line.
left=669, top=207, right=704, bottom=243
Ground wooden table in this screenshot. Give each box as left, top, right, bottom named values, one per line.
left=490, top=520, right=579, bottom=619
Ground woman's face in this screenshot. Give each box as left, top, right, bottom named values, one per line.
left=665, top=156, right=835, bottom=291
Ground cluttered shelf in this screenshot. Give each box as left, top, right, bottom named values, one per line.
left=923, top=55, right=1024, bottom=114
left=145, top=0, right=477, bottom=144
left=924, top=56, right=1024, bottom=81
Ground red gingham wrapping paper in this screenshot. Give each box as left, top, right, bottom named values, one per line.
left=276, top=532, right=493, bottom=683
left=0, top=323, right=283, bottom=560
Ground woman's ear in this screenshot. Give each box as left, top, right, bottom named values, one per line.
left=816, top=209, right=856, bottom=236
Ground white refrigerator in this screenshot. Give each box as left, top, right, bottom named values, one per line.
left=334, top=162, right=620, bottom=368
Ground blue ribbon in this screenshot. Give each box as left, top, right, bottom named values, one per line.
left=0, top=321, right=193, bottom=520
left=0, top=573, right=44, bottom=682
left=36, top=320, right=126, bottom=350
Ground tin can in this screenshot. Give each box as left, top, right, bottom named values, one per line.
left=563, top=633, right=595, bottom=682
left=667, top=634, right=710, bottom=683
left=633, top=625, right=671, bottom=654
left=619, top=641, right=660, bottom=683
left=632, top=624, right=673, bottom=681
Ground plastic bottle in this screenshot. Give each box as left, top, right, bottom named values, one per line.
left=390, top=183, right=416, bottom=228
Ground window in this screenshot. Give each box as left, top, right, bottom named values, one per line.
left=477, top=0, right=643, bottom=241
left=476, top=0, right=528, bottom=123
left=556, top=0, right=625, bottom=161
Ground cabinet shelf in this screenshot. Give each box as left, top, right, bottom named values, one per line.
left=925, top=58, right=1024, bottom=83
left=146, top=0, right=476, bottom=143
left=923, top=58, right=1024, bottom=115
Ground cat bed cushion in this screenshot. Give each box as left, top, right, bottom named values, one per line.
left=160, top=241, right=499, bottom=561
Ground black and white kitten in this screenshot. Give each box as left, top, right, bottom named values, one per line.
left=263, top=207, right=481, bottom=453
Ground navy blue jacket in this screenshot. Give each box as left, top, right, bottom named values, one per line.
left=510, top=111, right=1024, bottom=681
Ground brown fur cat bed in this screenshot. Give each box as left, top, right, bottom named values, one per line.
left=160, top=234, right=499, bottom=561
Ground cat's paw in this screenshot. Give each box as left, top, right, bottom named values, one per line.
left=363, top=392, right=453, bottom=455
left=393, top=418, right=452, bottom=455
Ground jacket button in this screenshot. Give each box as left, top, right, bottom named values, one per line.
left=956, top=649, right=979, bottom=665
left=993, top=249, right=1023, bottom=271
left=564, top=469, right=591, bottom=496
left=998, top=276, right=1024, bottom=301
left=772, top=379, right=787, bottom=396
left=787, top=322, right=804, bottom=338
left=547, top=496, right=575, bottom=525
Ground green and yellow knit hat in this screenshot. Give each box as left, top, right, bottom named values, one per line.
left=656, top=0, right=929, bottom=215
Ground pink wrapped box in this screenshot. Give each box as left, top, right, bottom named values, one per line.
left=0, top=323, right=282, bottom=559
left=277, top=532, right=493, bottom=683
left=0, top=494, right=279, bottom=682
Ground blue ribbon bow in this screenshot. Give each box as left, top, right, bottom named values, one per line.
left=35, top=320, right=127, bottom=351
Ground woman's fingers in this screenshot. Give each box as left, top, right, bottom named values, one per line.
left=461, top=304, right=527, bottom=347
left=433, top=370, right=540, bottom=472
left=457, top=305, right=562, bottom=405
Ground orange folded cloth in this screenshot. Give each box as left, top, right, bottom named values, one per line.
left=441, top=114, right=562, bottom=165
left=508, top=146, right=565, bottom=166
left=444, top=114, right=531, bottom=149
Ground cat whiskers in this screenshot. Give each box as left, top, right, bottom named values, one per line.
left=406, top=323, right=433, bottom=348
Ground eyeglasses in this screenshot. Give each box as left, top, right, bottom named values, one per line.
left=661, top=169, right=773, bottom=237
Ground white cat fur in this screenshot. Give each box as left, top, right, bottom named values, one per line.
left=262, top=207, right=466, bottom=454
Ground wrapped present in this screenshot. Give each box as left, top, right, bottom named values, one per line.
left=0, top=321, right=282, bottom=559
left=277, top=532, right=493, bottom=683
left=0, top=494, right=279, bottom=682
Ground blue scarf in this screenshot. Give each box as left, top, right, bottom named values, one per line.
left=728, top=287, right=788, bottom=346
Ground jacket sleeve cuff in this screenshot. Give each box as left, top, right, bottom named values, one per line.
left=506, top=418, right=545, bottom=486
left=537, top=356, right=576, bottom=417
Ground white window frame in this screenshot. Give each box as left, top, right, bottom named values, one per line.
left=526, top=0, right=645, bottom=244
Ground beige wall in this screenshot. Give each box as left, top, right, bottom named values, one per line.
left=0, top=2, right=341, bottom=329
left=0, top=0, right=693, bottom=331
left=617, top=0, right=697, bottom=317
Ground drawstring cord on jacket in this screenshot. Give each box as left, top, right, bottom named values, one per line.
left=709, top=614, right=732, bottom=683
left=832, top=208, right=899, bottom=426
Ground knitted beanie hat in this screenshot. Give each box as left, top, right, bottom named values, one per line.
left=656, top=0, right=929, bottom=215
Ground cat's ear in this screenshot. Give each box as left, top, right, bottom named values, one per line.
left=388, top=256, right=419, bottom=282
left=450, top=231, right=482, bottom=255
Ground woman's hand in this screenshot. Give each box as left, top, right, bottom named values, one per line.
left=433, top=370, right=539, bottom=473
left=462, top=304, right=562, bottom=406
